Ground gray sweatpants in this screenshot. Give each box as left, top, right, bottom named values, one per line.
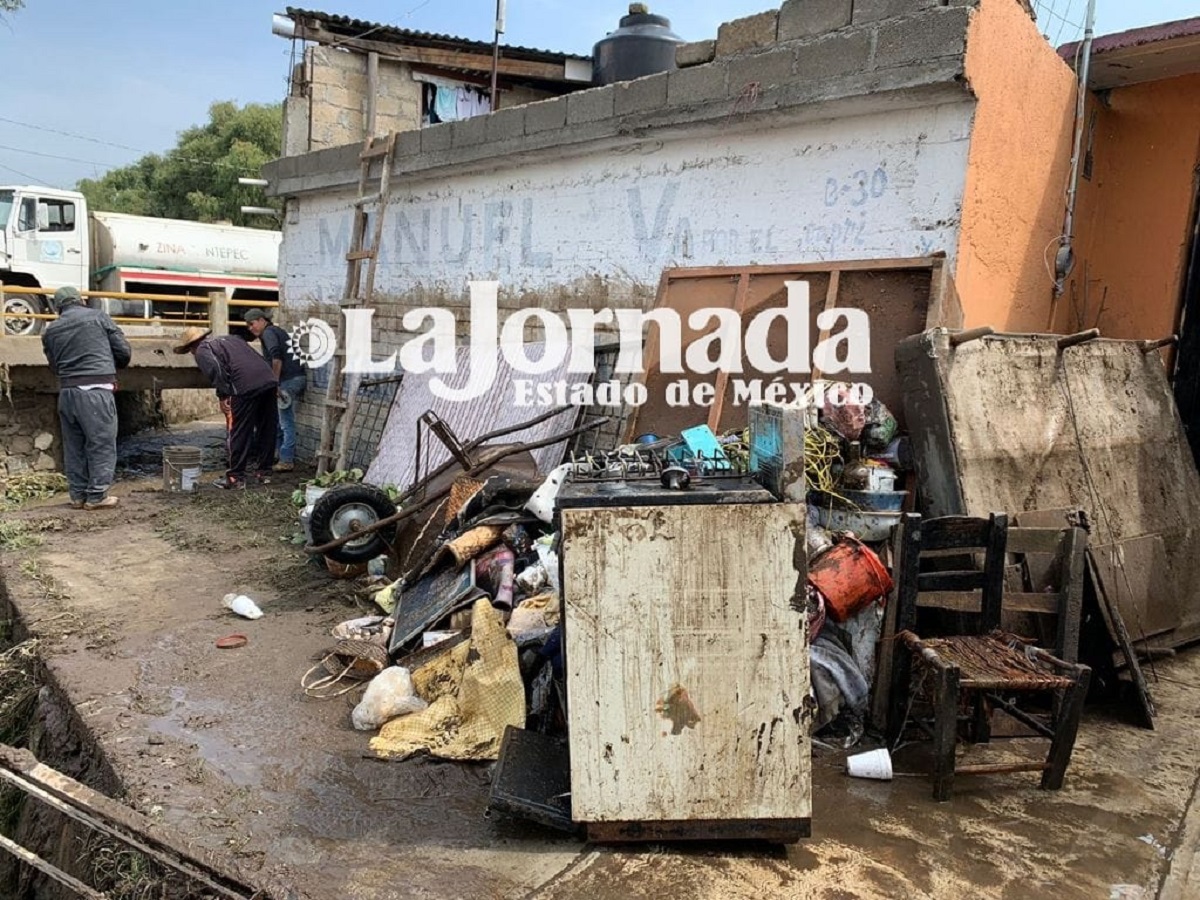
left=58, top=387, right=118, bottom=504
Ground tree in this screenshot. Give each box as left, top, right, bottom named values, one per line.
left=77, top=101, right=283, bottom=229
left=0, top=1, right=25, bottom=11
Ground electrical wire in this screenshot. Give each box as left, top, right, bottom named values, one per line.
left=0, top=118, right=263, bottom=173
left=0, top=159, right=46, bottom=184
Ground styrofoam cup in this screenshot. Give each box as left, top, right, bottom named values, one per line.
left=846, top=748, right=893, bottom=780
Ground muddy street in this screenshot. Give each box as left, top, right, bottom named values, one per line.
left=0, top=441, right=1198, bottom=898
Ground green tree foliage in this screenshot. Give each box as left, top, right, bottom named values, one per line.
left=0, top=1, right=25, bottom=12
left=77, top=101, right=282, bottom=229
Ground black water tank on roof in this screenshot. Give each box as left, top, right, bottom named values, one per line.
left=593, top=3, right=684, bottom=86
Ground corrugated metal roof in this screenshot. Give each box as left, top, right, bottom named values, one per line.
left=284, top=7, right=590, bottom=64
left=1058, top=16, right=1200, bottom=90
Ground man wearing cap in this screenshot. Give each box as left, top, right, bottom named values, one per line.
left=40, top=286, right=131, bottom=510
left=173, top=326, right=278, bottom=489
left=243, top=308, right=305, bottom=472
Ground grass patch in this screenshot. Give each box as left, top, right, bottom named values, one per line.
left=0, top=472, right=68, bottom=511
left=85, top=842, right=172, bottom=900
left=0, top=522, right=41, bottom=552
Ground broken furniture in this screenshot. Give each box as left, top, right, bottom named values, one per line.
left=886, top=513, right=1091, bottom=802
left=896, top=329, right=1200, bottom=727
left=557, top=416, right=811, bottom=842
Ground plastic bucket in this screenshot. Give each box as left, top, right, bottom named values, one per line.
left=846, top=748, right=893, bottom=780
left=808, top=537, right=893, bottom=622
left=163, top=446, right=203, bottom=493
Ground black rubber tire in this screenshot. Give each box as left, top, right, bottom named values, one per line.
left=2, top=292, right=47, bottom=336
left=309, top=484, right=399, bottom=564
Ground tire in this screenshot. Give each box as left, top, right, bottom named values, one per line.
left=3, top=292, right=47, bottom=336
left=309, top=484, right=398, bottom=564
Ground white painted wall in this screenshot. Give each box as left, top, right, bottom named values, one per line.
left=280, top=98, right=975, bottom=307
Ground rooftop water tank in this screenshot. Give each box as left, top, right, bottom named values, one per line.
left=593, top=3, right=684, bottom=86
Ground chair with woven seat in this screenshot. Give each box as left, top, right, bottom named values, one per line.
left=886, top=513, right=1091, bottom=801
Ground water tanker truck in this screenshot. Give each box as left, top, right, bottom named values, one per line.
left=0, top=185, right=280, bottom=335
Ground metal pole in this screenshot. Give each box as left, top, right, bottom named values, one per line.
left=1053, top=0, right=1098, bottom=300
left=489, top=0, right=507, bottom=111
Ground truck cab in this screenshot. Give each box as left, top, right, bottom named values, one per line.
left=0, top=186, right=89, bottom=334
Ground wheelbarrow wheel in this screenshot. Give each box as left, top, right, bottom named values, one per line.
left=309, top=484, right=398, bottom=564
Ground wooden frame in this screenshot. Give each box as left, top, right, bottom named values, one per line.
left=622, top=256, right=955, bottom=443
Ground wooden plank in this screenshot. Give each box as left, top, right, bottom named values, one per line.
left=1086, top=550, right=1156, bottom=728
left=0, top=833, right=106, bottom=899
left=663, top=257, right=939, bottom=280
left=345, top=249, right=376, bottom=261
left=563, top=504, right=810, bottom=824
left=916, top=591, right=1060, bottom=614
left=707, top=273, right=749, bottom=432
left=810, top=269, right=841, bottom=382
left=365, top=51, right=379, bottom=138
left=292, top=23, right=569, bottom=81
left=1006, top=527, right=1070, bottom=555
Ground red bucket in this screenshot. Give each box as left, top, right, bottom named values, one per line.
left=808, top=537, right=893, bottom=622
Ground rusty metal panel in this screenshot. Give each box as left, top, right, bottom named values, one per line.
left=561, top=503, right=811, bottom=825
left=366, top=342, right=581, bottom=489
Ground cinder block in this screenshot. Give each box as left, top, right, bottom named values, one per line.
left=716, top=10, right=780, bottom=57
left=525, top=96, right=568, bottom=133
left=667, top=58, right=729, bottom=107
left=794, top=27, right=873, bottom=81
left=676, top=40, right=716, bottom=68
left=487, top=106, right=527, bottom=143
left=614, top=72, right=670, bottom=117
left=778, top=0, right=853, bottom=41
left=567, top=84, right=616, bottom=125
left=394, top=128, right=421, bottom=160
left=420, top=122, right=453, bottom=153
left=853, top=0, right=944, bottom=26
left=873, top=6, right=971, bottom=69
left=727, top=45, right=797, bottom=94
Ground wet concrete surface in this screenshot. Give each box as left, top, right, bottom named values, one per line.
left=1, top=468, right=1198, bottom=898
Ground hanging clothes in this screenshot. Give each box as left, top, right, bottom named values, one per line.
left=433, top=86, right=460, bottom=124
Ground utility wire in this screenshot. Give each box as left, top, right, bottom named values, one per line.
left=0, top=116, right=262, bottom=173
left=0, top=159, right=46, bottom=185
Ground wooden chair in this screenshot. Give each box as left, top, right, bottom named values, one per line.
left=885, top=513, right=1092, bottom=801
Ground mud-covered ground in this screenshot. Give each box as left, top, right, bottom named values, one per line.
left=1, top=419, right=1199, bottom=898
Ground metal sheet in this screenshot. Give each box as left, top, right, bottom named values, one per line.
left=366, top=343, right=583, bottom=490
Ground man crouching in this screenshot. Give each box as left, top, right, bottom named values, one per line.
left=173, top=326, right=278, bottom=489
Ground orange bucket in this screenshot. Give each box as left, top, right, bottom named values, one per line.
left=807, top=537, right=893, bottom=622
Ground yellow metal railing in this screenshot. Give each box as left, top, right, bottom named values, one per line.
left=0, top=284, right=279, bottom=335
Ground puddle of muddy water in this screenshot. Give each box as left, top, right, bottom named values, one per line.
left=117, top=420, right=227, bottom=478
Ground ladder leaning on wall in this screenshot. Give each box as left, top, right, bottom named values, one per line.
left=315, top=131, right=398, bottom=476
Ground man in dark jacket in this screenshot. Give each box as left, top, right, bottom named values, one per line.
left=173, top=326, right=278, bottom=489
left=41, top=286, right=131, bottom=510
left=243, top=308, right=306, bottom=472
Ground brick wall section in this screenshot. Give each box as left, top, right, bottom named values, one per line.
left=292, top=46, right=560, bottom=154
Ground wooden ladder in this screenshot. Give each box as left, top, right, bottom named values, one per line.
left=315, top=132, right=398, bottom=476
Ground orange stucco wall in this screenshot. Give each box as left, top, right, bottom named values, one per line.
left=1055, top=75, right=1200, bottom=340
left=955, top=0, right=1078, bottom=331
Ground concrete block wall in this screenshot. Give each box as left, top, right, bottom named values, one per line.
left=270, top=0, right=996, bottom=461
left=301, top=46, right=424, bottom=151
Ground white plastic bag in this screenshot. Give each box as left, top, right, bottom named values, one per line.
left=534, top=536, right=560, bottom=594
left=351, top=666, right=427, bottom=731
left=222, top=593, right=262, bottom=620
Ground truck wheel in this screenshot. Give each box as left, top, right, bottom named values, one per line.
left=2, top=293, right=46, bottom=336
left=309, top=484, right=398, bottom=564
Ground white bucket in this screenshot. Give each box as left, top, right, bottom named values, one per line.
left=846, top=748, right=893, bottom=780
left=305, top=485, right=330, bottom=507
left=163, top=445, right=203, bottom=493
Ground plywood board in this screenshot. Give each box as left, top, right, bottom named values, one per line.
left=897, top=332, right=1200, bottom=655
left=624, top=258, right=948, bottom=441
left=562, top=503, right=811, bottom=825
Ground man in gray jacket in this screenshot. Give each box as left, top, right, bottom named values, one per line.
left=40, top=286, right=131, bottom=510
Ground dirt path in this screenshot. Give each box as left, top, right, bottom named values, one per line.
left=2, top=465, right=1199, bottom=899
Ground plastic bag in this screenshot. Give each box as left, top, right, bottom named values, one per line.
left=860, top=399, right=898, bottom=452
left=819, top=383, right=868, bottom=442
left=534, top=536, right=560, bottom=594
left=222, top=593, right=262, bottom=620
left=351, top=667, right=428, bottom=731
